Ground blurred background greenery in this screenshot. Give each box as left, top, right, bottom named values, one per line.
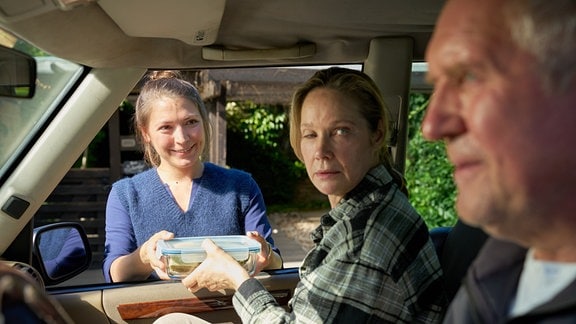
left=405, top=94, right=457, bottom=228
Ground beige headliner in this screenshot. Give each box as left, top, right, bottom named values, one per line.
left=0, top=0, right=443, bottom=68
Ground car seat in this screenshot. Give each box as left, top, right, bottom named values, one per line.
left=429, top=220, right=489, bottom=302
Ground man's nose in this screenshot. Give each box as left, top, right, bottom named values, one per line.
left=421, top=83, right=464, bottom=141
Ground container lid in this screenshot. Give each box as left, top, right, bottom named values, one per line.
left=157, top=235, right=261, bottom=262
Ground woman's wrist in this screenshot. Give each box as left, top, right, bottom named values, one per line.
left=232, top=266, right=251, bottom=289
left=138, top=245, right=149, bottom=265
left=263, top=243, right=283, bottom=270
left=266, top=242, right=273, bottom=260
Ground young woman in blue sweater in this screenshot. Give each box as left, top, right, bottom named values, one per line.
left=103, top=71, right=282, bottom=283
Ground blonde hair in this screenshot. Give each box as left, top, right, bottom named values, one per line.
left=134, top=71, right=212, bottom=167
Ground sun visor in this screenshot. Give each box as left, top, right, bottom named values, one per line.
left=98, top=0, right=225, bottom=46
left=202, top=43, right=316, bottom=61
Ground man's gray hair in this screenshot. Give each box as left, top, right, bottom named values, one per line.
left=506, top=0, right=576, bottom=93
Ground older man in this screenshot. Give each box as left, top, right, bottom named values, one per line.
left=423, top=0, right=576, bottom=322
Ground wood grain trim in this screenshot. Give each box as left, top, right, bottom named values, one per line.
left=117, top=289, right=291, bottom=320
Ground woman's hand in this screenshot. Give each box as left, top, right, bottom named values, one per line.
left=140, top=230, right=174, bottom=280
left=182, top=239, right=250, bottom=293
left=246, top=231, right=273, bottom=274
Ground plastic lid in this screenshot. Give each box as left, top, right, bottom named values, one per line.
left=157, top=235, right=261, bottom=262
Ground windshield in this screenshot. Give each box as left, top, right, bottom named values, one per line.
left=0, top=28, right=84, bottom=180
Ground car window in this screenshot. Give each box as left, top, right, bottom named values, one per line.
left=42, top=62, right=441, bottom=287
left=0, top=28, right=84, bottom=181
left=46, top=64, right=361, bottom=287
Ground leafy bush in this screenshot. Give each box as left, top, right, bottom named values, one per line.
left=226, top=102, right=306, bottom=206
left=405, top=93, right=458, bottom=228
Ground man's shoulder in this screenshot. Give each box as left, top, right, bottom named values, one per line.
left=472, top=238, right=527, bottom=278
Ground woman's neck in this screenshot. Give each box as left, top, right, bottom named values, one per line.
left=157, top=162, right=204, bottom=185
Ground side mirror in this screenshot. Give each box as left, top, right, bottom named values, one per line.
left=0, top=45, right=36, bottom=98
left=32, top=222, right=92, bottom=286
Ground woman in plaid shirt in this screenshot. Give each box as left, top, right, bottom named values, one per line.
left=159, top=67, right=447, bottom=323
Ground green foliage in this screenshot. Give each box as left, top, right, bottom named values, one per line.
left=226, top=102, right=306, bottom=206
left=227, top=102, right=287, bottom=150
left=405, top=93, right=458, bottom=228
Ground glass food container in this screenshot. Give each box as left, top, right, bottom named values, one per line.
left=157, top=235, right=261, bottom=279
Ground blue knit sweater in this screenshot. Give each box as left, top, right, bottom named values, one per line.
left=116, top=163, right=257, bottom=245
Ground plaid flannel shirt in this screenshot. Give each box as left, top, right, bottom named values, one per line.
left=233, top=165, right=447, bottom=323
